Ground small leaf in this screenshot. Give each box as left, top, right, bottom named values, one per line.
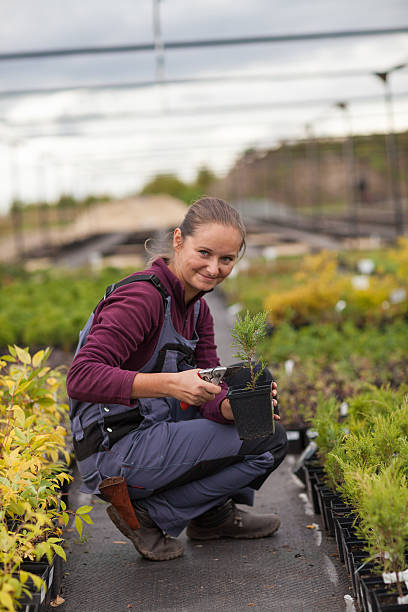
left=32, top=349, right=45, bottom=368
left=14, top=345, right=31, bottom=365
left=38, top=367, right=51, bottom=377
left=52, top=544, right=67, bottom=561
left=76, top=505, right=93, bottom=515
left=19, top=570, right=29, bottom=584
left=13, top=405, right=25, bottom=428
left=75, top=515, right=83, bottom=537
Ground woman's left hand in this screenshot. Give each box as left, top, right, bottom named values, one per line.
left=220, top=381, right=280, bottom=421
left=271, top=380, right=280, bottom=420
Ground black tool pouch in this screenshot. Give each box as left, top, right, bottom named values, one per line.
left=73, top=407, right=143, bottom=461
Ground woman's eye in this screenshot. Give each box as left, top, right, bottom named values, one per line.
left=199, top=250, right=209, bottom=256
left=222, top=256, right=234, bottom=263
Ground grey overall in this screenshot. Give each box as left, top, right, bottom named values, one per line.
left=70, top=275, right=288, bottom=537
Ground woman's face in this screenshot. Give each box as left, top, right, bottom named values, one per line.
left=170, top=222, right=242, bottom=301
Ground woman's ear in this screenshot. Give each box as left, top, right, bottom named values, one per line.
left=173, top=228, right=183, bottom=251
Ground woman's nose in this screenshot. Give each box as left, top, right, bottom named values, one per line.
left=206, top=258, right=219, bottom=276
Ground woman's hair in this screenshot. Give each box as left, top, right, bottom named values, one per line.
left=145, top=197, right=246, bottom=264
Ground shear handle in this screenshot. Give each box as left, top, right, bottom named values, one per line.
left=180, top=368, right=225, bottom=410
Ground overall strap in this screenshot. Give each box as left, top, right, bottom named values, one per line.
left=193, top=299, right=201, bottom=327
left=92, top=273, right=169, bottom=313
left=104, top=273, right=169, bottom=301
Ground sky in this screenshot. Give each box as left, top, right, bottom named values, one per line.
left=0, top=0, right=407, bottom=212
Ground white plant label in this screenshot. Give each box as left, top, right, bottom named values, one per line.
left=383, top=568, right=408, bottom=584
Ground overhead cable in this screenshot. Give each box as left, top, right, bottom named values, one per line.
left=1, top=67, right=405, bottom=99
left=0, top=27, right=407, bottom=62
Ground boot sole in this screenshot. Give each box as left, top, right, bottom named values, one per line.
left=186, top=522, right=280, bottom=541
left=106, top=505, right=184, bottom=561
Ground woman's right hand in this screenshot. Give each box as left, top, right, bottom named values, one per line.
left=169, top=369, right=221, bottom=406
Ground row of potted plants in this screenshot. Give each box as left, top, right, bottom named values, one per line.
left=0, top=346, right=92, bottom=612
left=300, top=384, right=408, bottom=611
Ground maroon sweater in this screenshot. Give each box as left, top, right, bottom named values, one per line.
left=66, top=258, right=230, bottom=424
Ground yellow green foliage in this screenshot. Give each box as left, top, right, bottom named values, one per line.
left=0, top=346, right=92, bottom=612
left=263, top=247, right=408, bottom=327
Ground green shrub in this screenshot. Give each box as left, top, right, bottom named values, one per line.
left=352, top=462, right=408, bottom=599
left=0, top=266, right=134, bottom=351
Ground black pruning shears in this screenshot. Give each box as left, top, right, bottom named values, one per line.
left=180, top=365, right=243, bottom=410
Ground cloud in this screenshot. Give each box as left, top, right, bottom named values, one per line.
left=0, top=0, right=407, bottom=210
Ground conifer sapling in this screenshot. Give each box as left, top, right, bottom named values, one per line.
left=231, top=310, right=268, bottom=390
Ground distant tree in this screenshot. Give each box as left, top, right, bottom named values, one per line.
left=57, top=194, right=77, bottom=209
left=140, top=174, right=183, bottom=196
left=195, top=166, right=216, bottom=192
left=140, top=168, right=217, bottom=205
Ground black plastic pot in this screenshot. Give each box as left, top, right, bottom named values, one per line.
left=359, top=575, right=384, bottom=612
left=227, top=383, right=275, bottom=440
left=373, top=586, right=408, bottom=611
left=16, top=562, right=49, bottom=612
left=348, top=550, right=375, bottom=602
left=314, top=485, right=340, bottom=536
left=292, top=441, right=318, bottom=484
left=334, top=516, right=357, bottom=564
left=18, top=553, right=64, bottom=610
left=342, top=536, right=366, bottom=582
left=304, top=460, right=325, bottom=514
left=285, top=429, right=304, bottom=454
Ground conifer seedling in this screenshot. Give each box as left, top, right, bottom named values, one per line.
left=231, top=310, right=268, bottom=390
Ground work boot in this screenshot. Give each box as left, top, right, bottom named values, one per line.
left=106, top=502, right=184, bottom=561
left=186, top=500, right=280, bottom=540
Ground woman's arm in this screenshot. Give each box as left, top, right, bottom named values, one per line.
left=131, top=369, right=221, bottom=406
left=66, top=285, right=162, bottom=405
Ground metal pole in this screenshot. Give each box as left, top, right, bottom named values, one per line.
left=374, top=65, right=405, bottom=236
left=336, top=102, right=358, bottom=237
left=8, top=140, right=24, bottom=259
left=36, top=159, right=50, bottom=248
left=152, top=0, right=165, bottom=84
left=384, top=79, right=403, bottom=235
left=305, top=123, right=321, bottom=231
left=281, top=140, right=297, bottom=225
